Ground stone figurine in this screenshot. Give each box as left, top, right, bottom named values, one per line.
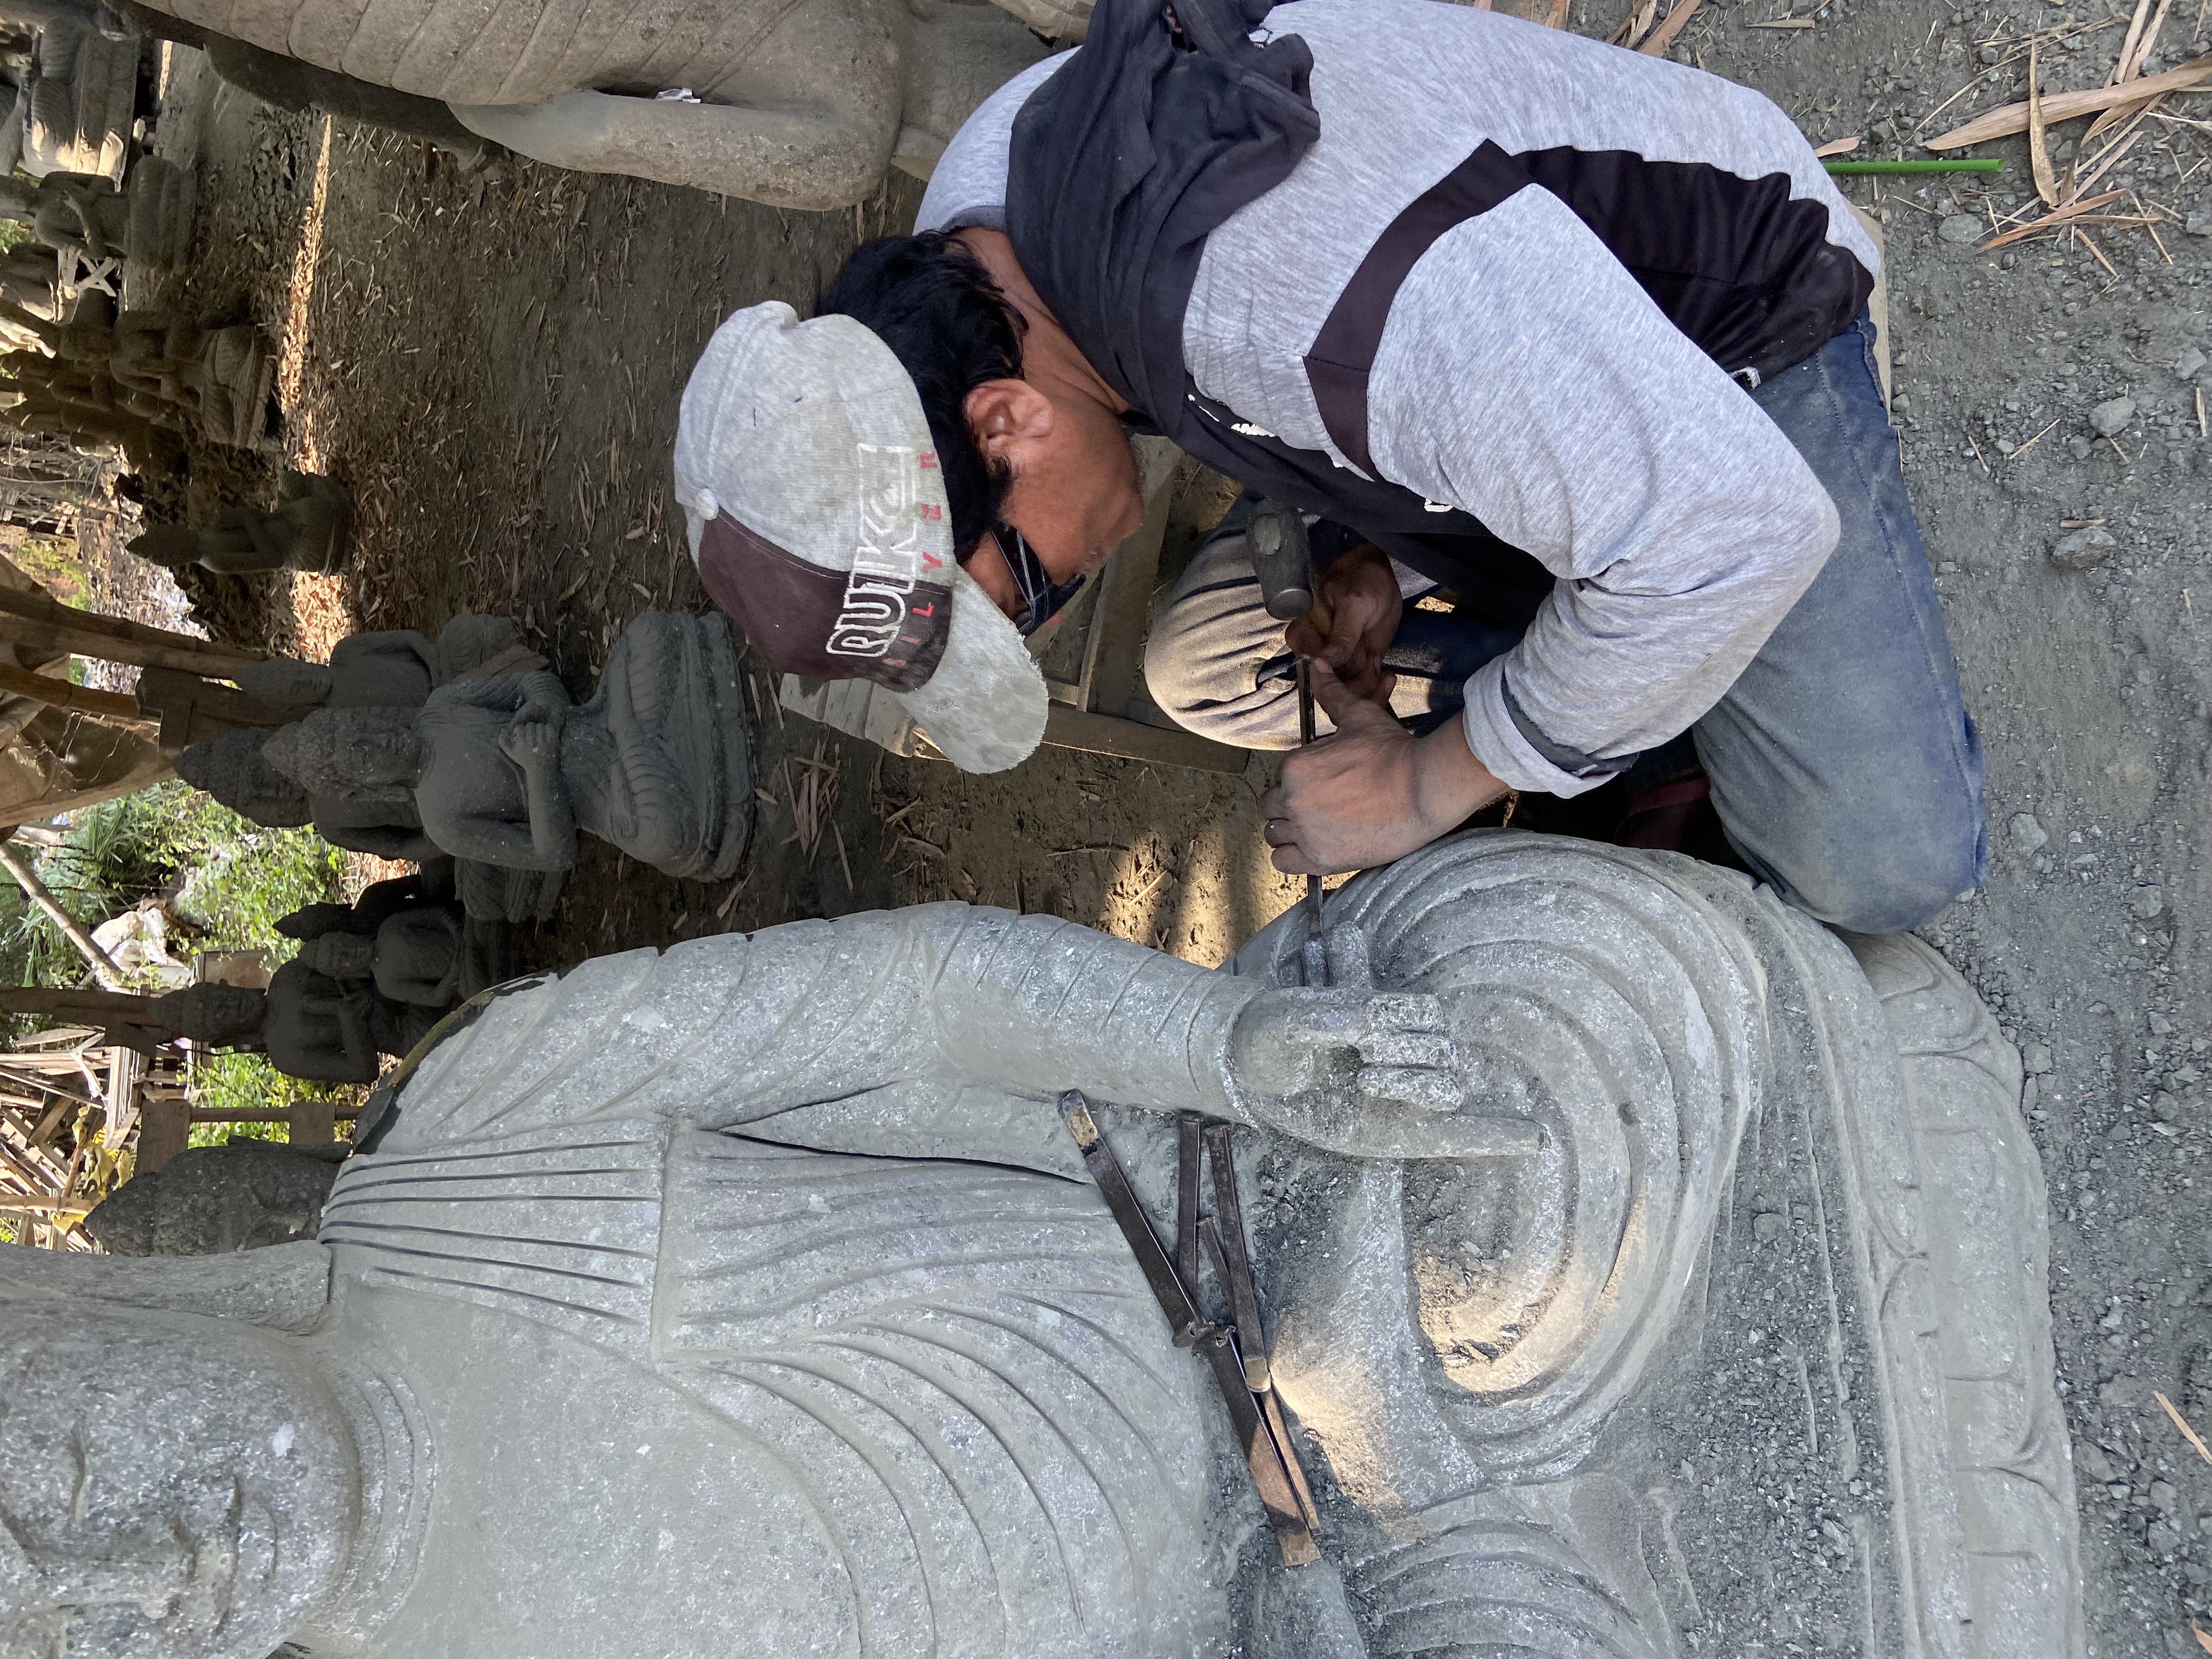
left=0, top=834, right=2081, bottom=1658
left=260, top=608, right=754, bottom=888
left=16, top=11, right=137, bottom=180
left=0, top=155, right=195, bottom=266
left=122, top=0, right=1066, bottom=210
left=82, top=1139, right=345, bottom=1255
left=97, top=873, right=494, bottom=1081
left=0, top=245, right=58, bottom=322
left=128, top=470, right=354, bottom=575
left=174, top=615, right=566, bottom=922
left=0, top=289, right=272, bottom=454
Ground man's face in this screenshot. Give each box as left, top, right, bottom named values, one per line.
left=0, top=1304, right=354, bottom=1659
left=992, top=391, right=1147, bottom=586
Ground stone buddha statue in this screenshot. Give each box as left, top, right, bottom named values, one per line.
left=0, top=836, right=2081, bottom=1659
left=260, top=609, right=754, bottom=887
left=174, top=617, right=567, bottom=924
left=128, top=470, right=353, bottom=576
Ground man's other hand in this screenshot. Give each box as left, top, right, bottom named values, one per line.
left=1261, top=661, right=1507, bottom=874
left=1285, top=542, right=1400, bottom=704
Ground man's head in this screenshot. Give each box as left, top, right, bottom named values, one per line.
left=673, top=282, right=1058, bottom=774
left=816, top=230, right=1144, bottom=596
left=0, top=1301, right=356, bottom=1658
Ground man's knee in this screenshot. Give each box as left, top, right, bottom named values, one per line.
left=1774, top=809, right=1988, bottom=935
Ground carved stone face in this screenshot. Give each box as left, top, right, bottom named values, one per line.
left=263, top=708, right=422, bottom=806
left=0, top=1304, right=353, bottom=1659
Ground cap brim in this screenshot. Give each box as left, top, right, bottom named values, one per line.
left=891, top=565, right=1048, bottom=774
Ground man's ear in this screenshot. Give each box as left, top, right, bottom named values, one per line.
left=962, top=377, right=1056, bottom=467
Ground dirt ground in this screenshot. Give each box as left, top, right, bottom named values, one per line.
left=119, top=1, right=2212, bottom=1650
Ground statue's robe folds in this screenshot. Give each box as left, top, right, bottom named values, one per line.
left=306, top=903, right=1267, bottom=1659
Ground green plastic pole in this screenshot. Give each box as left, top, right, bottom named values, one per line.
left=1823, top=158, right=2007, bottom=175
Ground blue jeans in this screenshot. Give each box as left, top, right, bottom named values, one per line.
left=1143, top=314, right=1987, bottom=934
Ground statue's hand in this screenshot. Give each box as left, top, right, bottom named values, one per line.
left=1230, top=988, right=1502, bottom=1160
left=499, top=719, right=558, bottom=771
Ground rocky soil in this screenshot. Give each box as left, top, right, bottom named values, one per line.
left=119, top=0, right=2212, bottom=1650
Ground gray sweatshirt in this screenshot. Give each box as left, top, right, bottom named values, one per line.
left=918, top=0, right=1879, bottom=797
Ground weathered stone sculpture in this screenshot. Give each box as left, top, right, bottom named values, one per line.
left=82, top=1138, right=343, bottom=1254
left=261, top=608, right=754, bottom=887
left=0, top=289, right=273, bottom=453
left=0, top=155, right=195, bottom=264
left=16, top=12, right=137, bottom=180
left=0, top=835, right=2081, bottom=1659
left=129, top=470, right=353, bottom=575
left=174, top=616, right=566, bottom=922
left=0, top=245, right=59, bottom=322
left=20, top=877, right=487, bottom=1078
left=122, top=0, right=1061, bottom=209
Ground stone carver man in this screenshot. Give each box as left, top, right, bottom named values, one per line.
left=0, top=835, right=2078, bottom=1658
left=676, top=0, right=1985, bottom=935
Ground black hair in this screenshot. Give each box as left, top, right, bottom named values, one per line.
left=816, top=232, right=1025, bottom=562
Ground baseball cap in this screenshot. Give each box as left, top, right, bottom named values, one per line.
left=673, top=301, right=1048, bottom=774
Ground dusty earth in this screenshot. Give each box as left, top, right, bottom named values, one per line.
left=109, top=0, right=2212, bottom=1650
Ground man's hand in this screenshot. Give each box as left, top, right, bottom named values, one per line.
left=1262, top=661, right=1507, bottom=874
left=1285, top=543, right=1400, bottom=704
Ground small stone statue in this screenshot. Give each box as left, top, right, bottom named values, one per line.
left=88, top=875, right=488, bottom=1081
left=261, top=609, right=754, bottom=886
left=0, top=155, right=194, bottom=265
left=261, top=955, right=438, bottom=1082
left=0, top=288, right=272, bottom=452
left=0, top=245, right=58, bottom=323
left=0, top=836, right=2083, bottom=1657
left=16, top=13, right=138, bottom=180
left=81, top=1139, right=343, bottom=1255
left=175, top=616, right=566, bottom=905
left=128, top=470, right=353, bottom=575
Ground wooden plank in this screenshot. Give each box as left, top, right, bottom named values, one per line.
left=288, top=1097, right=338, bottom=1144
left=104, top=1045, right=142, bottom=1146
left=191, top=1107, right=359, bottom=1123
left=134, top=1097, right=190, bottom=1175
left=1041, top=704, right=1247, bottom=773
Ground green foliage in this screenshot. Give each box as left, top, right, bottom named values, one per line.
left=184, top=1051, right=349, bottom=1147
left=1, top=782, right=346, bottom=993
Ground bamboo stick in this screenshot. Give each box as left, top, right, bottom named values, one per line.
left=0, top=842, right=125, bottom=989
left=1924, top=51, right=2212, bottom=148
left=0, top=585, right=265, bottom=670
left=0, top=662, right=149, bottom=725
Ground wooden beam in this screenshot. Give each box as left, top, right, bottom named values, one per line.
left=0, top=662, right=153, bottom=726
left=134, top=1096, right=189, bottom=1175
left=0, top=585, right=267, bottom=672
left=1041, top=704, right=1249, bottom=774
